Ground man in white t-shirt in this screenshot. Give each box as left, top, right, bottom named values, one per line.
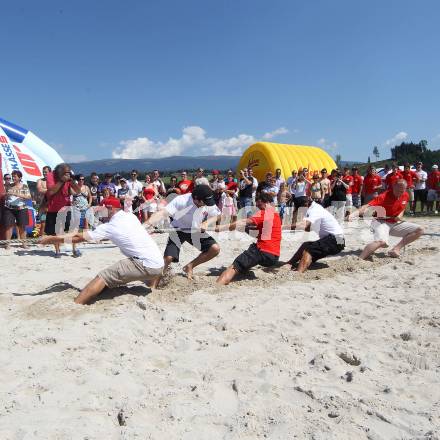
left=146, top=185, right=221, bottom=281
left=274, top=168, right=285, bottom=189
left=413, top=161, right=428, bottom=213
left=39, top=197, right=164, bottom=304
left=194, top=168, right=210, bottom=187
left=127, top=169, right=144, bottom=195
left=281, top=198, right=345, bottom=273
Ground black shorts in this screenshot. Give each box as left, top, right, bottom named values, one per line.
left=233, top=243, right=279, bottom=273
left=291, top=234, right=345, bottom=263
left=294, top=196, right=308, bottom=209
left=164, top=230, right=217, bottom=262
left=414, top=189, right=427, bottom=203
left=44, top=210, right=72, bottom=236
left=3, top=207, right=29, bottom=228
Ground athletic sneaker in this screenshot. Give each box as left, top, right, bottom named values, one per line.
left=72, top=249, right=82, bottom=258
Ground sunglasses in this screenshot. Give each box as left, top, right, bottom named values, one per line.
left=79, top=178, right=85, bottom=181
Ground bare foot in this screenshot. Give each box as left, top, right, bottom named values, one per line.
left=279, top=263, right=293, bottom=271
left=388, top=249, right=400, bottom=258
left=183, top=264, right=194, bottom=280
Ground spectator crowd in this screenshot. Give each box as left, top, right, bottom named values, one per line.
left=1, top=160, right=439, bottom=249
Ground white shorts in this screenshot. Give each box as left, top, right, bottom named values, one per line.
left=372, top=220, right=421, bottom=244
left=407, top=188, right=414, bottom=202
left=427, top=189, right=439, bottom=202
left=345, top=194, right=353, bottom=207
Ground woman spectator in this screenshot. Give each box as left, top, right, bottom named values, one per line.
left=277, top=182, right=291, bottom=220
left=142, top=174, right=158, bottom=222
left=310, top=174, right=323, bottom=203
left=3, top=170, right=32, bottom=248
left=220, top=174, right=238, bottom=230
left=45, top=163, right=81, bottom=257
left=72, top=174, right=92, bottom=229
left=36, top=165, right=51, bottom=236
left=166, top=176, right=181, bottom=199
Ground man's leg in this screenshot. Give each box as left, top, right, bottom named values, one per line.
left=149, top=256, right=173, bottom=288
left=75, top=276, right=107, bottom=305
left=297, top=250, right=313, bottom=273
left=360, top=240, right=388, bottom=260
left=217, top=265, right=238, bottom=285
left=281, top=242, right=309, bottom=270
left=388, top=225, right=424, bottom=257
left=183, top=244, right=220, bottom=280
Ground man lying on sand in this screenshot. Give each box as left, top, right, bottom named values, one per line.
left=145, top=185, right=221, bottom=284
left=217, top=192, right=281, bottom=285
left=281, top=197, right=345, bottom=273
left=349, top=179, right=424, bottom=260
left=39, top=197, right=164, bottom=304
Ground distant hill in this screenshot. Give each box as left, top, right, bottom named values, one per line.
left=70, top=156, right=241, bottom=175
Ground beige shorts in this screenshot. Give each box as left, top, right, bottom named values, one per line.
left=372, top=220, right=421, bottom=244
left=99, top=258, right=163, bottom=288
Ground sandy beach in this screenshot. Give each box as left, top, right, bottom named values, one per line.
left=0, top=217, right=439, bottom=439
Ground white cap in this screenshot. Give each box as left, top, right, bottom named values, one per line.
left=432, top=164, right=439, bottom=169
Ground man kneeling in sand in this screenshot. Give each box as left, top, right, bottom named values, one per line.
left=349, top=179, right=424, bottom=259
left=39, top=197, right=164, bottom=304
left=217, top=192, right=282, bottom=285
left=281, top=197, right=345, bottom=273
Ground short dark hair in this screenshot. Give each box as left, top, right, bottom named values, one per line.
left=43, top=165, right=52, bottom=172
left=131, top=169, right=138, bottom=174
left=256, top=192, right=274, bottom=204
left=11, top=170, right=23, bottom=179
left=54, top=163, right=71, bottom=181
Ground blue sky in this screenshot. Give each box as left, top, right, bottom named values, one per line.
left=2, top=0, right=440, bottom=162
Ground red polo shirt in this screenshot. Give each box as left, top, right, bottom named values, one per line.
left=351, top=174, right=363, bottom=194
left=363, top=174, right=382, bottom=195
left=401, top=170, right=417, bottom=188
left=368, top=190, right=409, bottom=223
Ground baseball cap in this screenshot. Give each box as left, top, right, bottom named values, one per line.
left=212, top=169, right=220, bottom=175
left=433, top=164, right=439, bottom=169
left=100, top=197, right=121, bottom=209
left=192, top=185, right=215, bottom=206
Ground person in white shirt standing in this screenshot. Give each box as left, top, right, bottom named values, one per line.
left=413, top=161, right=428, bottom=213
left=281, top=198, right=345, bottom=273
left=39, top=197, right=164, bottom=304
left=146, top=185, right=221, bottom=282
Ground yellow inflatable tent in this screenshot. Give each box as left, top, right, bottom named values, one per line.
left=237, top=142, right=337, bottom=182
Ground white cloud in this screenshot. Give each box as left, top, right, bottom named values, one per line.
left=317, top=137, right=338, bottom=154
left=384, top=131, right=408, bottom=147
left=262, top=127, right=288, bottom=140
left=112, top=126, right=289, bottom=159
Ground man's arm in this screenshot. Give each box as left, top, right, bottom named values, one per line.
left=39, top=232, right=87, bottom=245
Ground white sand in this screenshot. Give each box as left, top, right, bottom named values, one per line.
left=0, top=218, right=439, bottom=439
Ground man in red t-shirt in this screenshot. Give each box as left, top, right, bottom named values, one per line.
left=217, top=192, right=281, bottom=285
left=352, top=180, right=423, bottom=259
left=177, top=171, right=193, bottom=194
left=401, top=163, right=417, bottom=210
left=385, top=163, right=403, bottom=189
left=427, top=164, right=440, bottom=212
left=351, top=167, right=364, bottom=208
left=342, top=167, right=354, bottom=211
left=362, top=166, right=382, bottom=203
